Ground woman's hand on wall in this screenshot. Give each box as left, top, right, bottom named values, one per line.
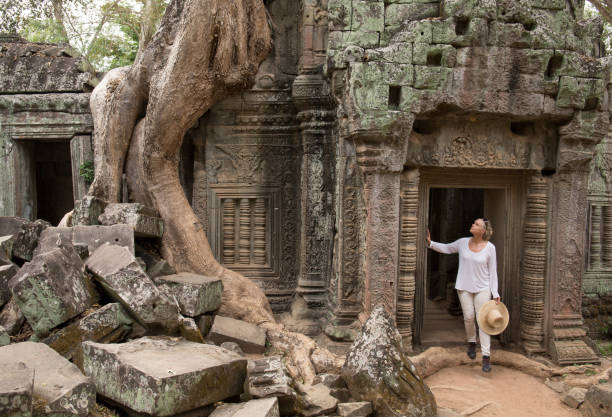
left=427, top=229, right=431, bottom=247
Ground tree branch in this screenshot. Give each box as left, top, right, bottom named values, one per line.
left=589, top=0, right=612, bottom=24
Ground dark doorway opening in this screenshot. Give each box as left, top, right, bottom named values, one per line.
left=422, top=188, right=484, bottom=345
left=35, top=141, right=74, bottom=225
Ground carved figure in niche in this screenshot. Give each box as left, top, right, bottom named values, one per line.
left=427, top=219, right=501, bottom=373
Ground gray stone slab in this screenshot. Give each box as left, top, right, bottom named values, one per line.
left=99, top=203, right=164, bottom=238
left=179, top=316, right=205, bottom=343
left=208, top=316, right=267, bottom=354
left=72, top=224, right=134, bottom=255
left=155, top=273, right=223, bottom=317
left=73, top=196, right=106, bottom=226
left=0, top=217, right=28, bottom=237
left=10, top=247, right=97, bottom=336
left=0, top=298, right=25, bottom=335
left=210, top=398, right=280, bottom=417
left=82, top=337, right=247, bottom=417
left=561, top=387, right=586, bottom=408
left=0, top=342, right=95, bottom=417
left=0, top=235, right=14, bottom=265
left=582, top=382, right=612, bottom=417
left=13, top=220, right=50, bottom=261
left=147, top=260, right=176, bottom=279
left=0, top=325, right=9, bottom=346
left=337, top=402, right=373, bottom=417
left=295, top=383, right=339, bottom=417
left=246, top=356, right=297, bottom=415
left=85, top=244, right=179, bottom=332
left=0, top=263, right=18, bottom=307
left=42, top=303, right=133, bottom=368
left=0, top=361, right=33, bottom=417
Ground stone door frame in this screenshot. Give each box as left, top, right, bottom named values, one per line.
left=407, top=167, right=529, bottom=347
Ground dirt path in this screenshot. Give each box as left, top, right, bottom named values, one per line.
left=425, top=364, right=580, bottom=417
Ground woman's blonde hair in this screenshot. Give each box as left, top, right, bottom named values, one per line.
left=482, top=218, right=493, bottom=241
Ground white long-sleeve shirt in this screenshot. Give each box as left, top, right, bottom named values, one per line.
left=429, top=237, right=499, bottom=299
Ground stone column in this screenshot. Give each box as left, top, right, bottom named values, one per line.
left=293, top=76, right=334, bottom=311
left=604, top=205, right=612, bottom=269
left=520, top=174, right=550, bottom=354
left=549, top=166, right=599, bottom=364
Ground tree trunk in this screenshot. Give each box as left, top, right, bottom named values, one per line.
left=89, top=0, right=341, bottom=383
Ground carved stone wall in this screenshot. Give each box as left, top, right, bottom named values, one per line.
left=193, top=92, right=300, bottom=312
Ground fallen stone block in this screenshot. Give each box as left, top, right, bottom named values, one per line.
left=42, top=303, right=133, bottom=369
left=196, top=314, right=213, bottom=337
left=99, top=203, right=164, bottom=238
left=147, top=259, right=176, bottom=279
left=246, top=356, right=297, bottom=415
left=0, top=342, right=95, bottom=417
left=582, top=381, right=612, bottom=417
left=0, top=235, right=14, bottom=265
left=0, top=263, right=18, bottom=307
left=0, top=298, right=25, bottom=335
left=73, top=196, right=107, bottom=226
left=337, top=402, right=373, bottom=417
left=330, top=388, right=352, bottom=403
left=72, top=224, right=135, bottom=255
left=10, top=247, right=97, bottom=337
left=82, top=337, right=247, bottom=416
left=544, top=378, right=567, bottom=394
left=210, top=397, right=280, bottom=417
left=0, top=361, right=34, bottom=417
left=179, top=316, right=205, bottom=343
left=342, top=304, right=436, bottom=417
left=0, top=325, right=9, bottom=346
left=221, top=341, right=244, bottom=355
left=561, top=386, right=587, bottom=408
left=85, top=244, right=179, bottom=332
left=0, top=217, right=28, bottom=237
left=13, top=220, right=50, bottom=261
left=208, top=315, right=267, bottom=354
left=295, top=383, right=338, bottom=417
left=154, top=273, right=223, bottom=317
left=313, top=373, right=346, bottom=389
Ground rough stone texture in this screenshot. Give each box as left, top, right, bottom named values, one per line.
left=0, top=342, right=95, bottom=417
left=154, top=273, right=223, bottom=317
left=82, top=337, right=247, bottom=417
left=220, top=341, right=244, bottom=355
left=0, top=298, right=25, bottom=335
left=72, top=196, right=107, bottom=226
left=196, top=314, right=213, bottom=337
left=0, top=235, right=13, bottom=265
left=313, top=373, right=346, bottom=389
left=342, top=305, right=436, bottom=417
left=295, top=383, right=339, bottom=417
left=10, top=246, right=97, bottom=336
left=0, top=263, right=18, bottom=307
left=544, top=378, right=567, bottom=393
left=178, top=316, right=205, bottom=343
left=562, top=387, right=587, bottom=408
left=337, top=402, right=373, bottom=417
left=0, top=325, right=9, bottom=346
left=34, top=225, right=134, bottom=257
left=85, top=243, right=179, bottom=332
left=210, top=398, right=280, bottom=417
left=582, top=382, right=612, bottom=417
left=99, top=203, right=164, bottom=238
left=147, top=259, right=176, bottom=279
left=208, top=315, right=267, bottom=354
left=42, top=303, right=133, bottom=368
left=12, top=220, right=50, bottom=261
left=0, top=217, right=28, bottom=237
left=0, top=41, right=93, bottom=93
left=0, top=361, right=33, bottom=417
left=245, top=356, right=297, bottom=415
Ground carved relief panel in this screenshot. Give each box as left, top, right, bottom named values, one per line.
left=192, top=91, right=300, bottom=312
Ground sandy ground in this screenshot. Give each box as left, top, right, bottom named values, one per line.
left=425, top=364, right=581, bottom=417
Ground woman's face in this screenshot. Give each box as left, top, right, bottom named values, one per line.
left=470, top=218, right=486, bottom=237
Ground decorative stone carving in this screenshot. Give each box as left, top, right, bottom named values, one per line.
left=397, top=169, right=419, bottom=340
left=520, top=175, right=549, bottom=354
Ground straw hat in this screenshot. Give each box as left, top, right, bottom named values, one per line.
left=477, top=300, right=509, bottom=335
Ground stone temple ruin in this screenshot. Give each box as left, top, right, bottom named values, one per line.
left=1, top=0, right=612, bottom=372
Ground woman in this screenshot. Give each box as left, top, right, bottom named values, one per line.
left=426, top=218, right=500, bottom=373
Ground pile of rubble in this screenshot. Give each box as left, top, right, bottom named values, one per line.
left=0, top=200, right=436, bottom=417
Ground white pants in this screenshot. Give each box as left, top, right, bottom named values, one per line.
left=457, top=289, right=491, bottom=356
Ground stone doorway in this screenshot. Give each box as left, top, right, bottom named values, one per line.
left=411, top=169, right=525, bottom=348
left=35, top=141, right=74, bottom=225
